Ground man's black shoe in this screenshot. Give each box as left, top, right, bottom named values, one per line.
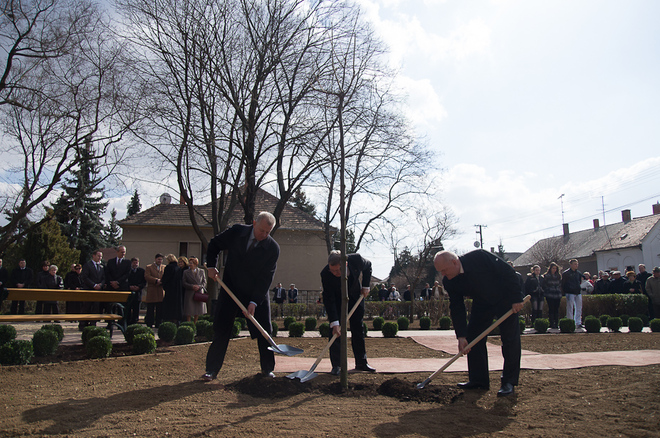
left=497, top=382, right=514, bottom=397
left=457, top=381, right=489, bottom=390
left=355, top=363, right=376, bottom=373
left=330, top=366, right=341, bottom=376
left=261, top=371, right=276, bottom=378
left=201, top=372, right=217, bottom=382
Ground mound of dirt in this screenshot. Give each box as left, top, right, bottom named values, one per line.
left=378, top=377, right=463, bottom=404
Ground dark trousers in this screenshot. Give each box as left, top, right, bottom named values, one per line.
left=467, top=300, right=521, bottom=386
left=206, top=293, right=274, bottom=375
left=329, top=298, right=367, bottom=368
left=126, top=293, right=141, bottom=324
left=43, top=301, right=59, bottom=314
left=10, top=300, right=25, bottom=314
left=546, top=297, right=561, bottom=328
left=145, top=302, right=163, bottom=327
left=35, top=301, right=44, bottom=314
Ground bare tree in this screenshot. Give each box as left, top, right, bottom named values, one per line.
left=525, top=237, right=576, bottom=271
left=0, top=0, right=137, bottom=254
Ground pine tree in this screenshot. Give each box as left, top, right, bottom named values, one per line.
left=126, top=189, right=141, bottom=217
left=290, top=188, right=316, bottom=217
left=104, top=208, right=121, bottom=247
left=52, top=139, right=108, bottom=263
left=20, top=209, right=80, bottom=272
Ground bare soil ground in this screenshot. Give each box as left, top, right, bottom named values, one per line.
left=2, top=333, right=659, bottom=437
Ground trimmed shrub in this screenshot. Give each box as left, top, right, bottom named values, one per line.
left=419, top=317, right=431, bottom=330
left=32, top=329, right=59, bottom=356
left=373, top=317, right=385, bottom=331
left=559, top=318, right=576, bottom=333
left=283, top=316, right=296, bottom=330
left=628, top=317, right=643, bottom=333
left=288, top=322, right=305, bottom=337
left=236, top=317, right=247, bottom=329
left=599, top=314, right=611, bottom=327
left=0, top=325, right=17, bottom=345
left=534, top=318, right=549, bottom=334
left=305, top=317, right=317, bottom=331
left=40, top=324, right=64, bottom=342
left=319, top=322, right=331, bottom=338
left=519, top=317, right=526, bottom=334
left=619, top=314, right=630, bottom=326
left=198, top=314, right=213, bottom=322
left=382, top=322, right=398, bottom=338
left=271, top=321, right=279, bottom=337
left=584, top=316, right=601, bottom=333
left=125, top=324, right=153, bottom=345
left=175, top=325, right=195, bottom=345
left=132, top=333, right=157, bottom=355
left=231, top=320, right=242, bottom=338
left=0, top=340, right=34, bottom=365
left=363, top=322, right=368, bottom=337
left=636, top=314, right=650, bottom=327
left=157, top=322, right=177, bottom=342
left=606, top=316, right=623, bottom=333
left=650, top=318, right=660, bottom=332
left=179, top=321, right=197, bottom=335
left=196, top=320, right=213, bottom=341
left=86, top=335, right=112, bottom=359
left=82, top=326, right=109, bottom=346
left=397, top=316, right=410, bottom=330
left=439, top=316, right=452, bottom=330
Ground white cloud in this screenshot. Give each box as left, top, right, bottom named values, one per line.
left=397, top=75, right=448, bottom=128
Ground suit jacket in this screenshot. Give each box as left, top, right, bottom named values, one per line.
left=144, top=263, right=164, bottom=303
left=128, top=267, right=147, bottom=298
left=81, top=260, right=105, bottom=290
left=442, top=249, right=524, bottom=338
left=288, top=288, right=298, bottom=303
left=321, top=253, right=372, bottom=324
left=105, top=257, right=132, bottom=290
left=272, top=286, right=286, bottom=303
left=0, top=267, right=8, bottom=287
left=206, top=223, right=280, bottom=306
left=10, top=267, right=33, bottom=288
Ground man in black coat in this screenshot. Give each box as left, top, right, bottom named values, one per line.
left=9, top=259, right=33, bottom=314
left=104, top=245, right=132, bottom=315
left=203, top=212, right=280, bottom=381
left=127, top=258, right=147, bottom=324
left=80, top=250, right=105, bottom=328
left=434, top=249, right=524, bottom=397
left=321, top=250, right=374, bottom=375
left=287, top=284, right=298, bottom=303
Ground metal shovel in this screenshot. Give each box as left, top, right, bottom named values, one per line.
left=218, top=279, right=304, bottom=357
left=417, top=294, right=531, bottom=389
left=287, top=294, right=365, bottom=382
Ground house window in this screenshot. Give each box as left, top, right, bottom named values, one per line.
left=179, top=242, right=188, bottom=257
left=179, top=242, right=202, bottom=260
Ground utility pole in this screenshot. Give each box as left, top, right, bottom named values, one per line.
left=558, top=193, right=565, bottom=224
left=474, top=224, right=487, bottom=249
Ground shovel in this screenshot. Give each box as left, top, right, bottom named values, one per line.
left=218, top=279, right=304, bottom=357
left=417, top=294, right=531, bottom=389
left=286, top=294, right=365, bottom=382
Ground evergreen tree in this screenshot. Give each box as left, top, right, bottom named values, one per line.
left=104, top=208, right=121, bottom=247
left=126, top=189, right=141, bottom=217
left=52, top=139, right=108, bottom=263
left=497, top=240, right=507, bottom=261
left=19, top=209, right=80, bottom=272
left=290, top=188, right=316, bottom=217
left=333, top=228, right=356, bottom=254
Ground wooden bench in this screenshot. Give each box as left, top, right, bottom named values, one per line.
left=1, top=288, right=132, bottom=336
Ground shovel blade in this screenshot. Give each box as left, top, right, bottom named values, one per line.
left=286, top=370, right=308, bottom=380
left=416, top=378, right=431, bottom=390
left=299, top=371, right=318, bottom=383
left=268, top=344, right=304, bottom=357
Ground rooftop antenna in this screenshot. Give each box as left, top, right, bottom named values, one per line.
left=558, top=194, right=565, bottom=224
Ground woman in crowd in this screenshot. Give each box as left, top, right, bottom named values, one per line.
left=161, top=254, right=183, bottom=324
left=182, top=256, right=206, bottom=324
left=43, top=265, right=63, bottom=315
left=622, top=271, right=643, bottom=294
left=525, top=265, right=544, bottom=324
left=541, top=262, right=562, bottom=329
left=64, top=264, right=83, bottom=314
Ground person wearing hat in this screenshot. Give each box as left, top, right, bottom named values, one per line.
left=594, top=271, right=611, bottom=294
left=645, top=267, right=660, bottom=319
left=622, top=271, right=643, bottom=294
left=609, top=271, right=626, bottom=294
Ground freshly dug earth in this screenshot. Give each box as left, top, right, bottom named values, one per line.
left=1, top=333, right=659, bottom=437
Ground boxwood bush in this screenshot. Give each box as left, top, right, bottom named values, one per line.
left=283, top=316, right=296, bottom=330
left=372, top=317, right=385, bottom=331
left=397, top=316, right=409, bottom=330
left=132, top=333, right=157, bottom=355
left=439, top=316, right=452, bottom=330
left=125, top=324, right=153, bottom=345
left=650, top=318, right=660, bottom=332
left=534, top=318, right=549, bottom=334
left=86, top=335, right=112, bottom=359
left=363, top=322, right=368, bottom=337
left=584, top=316, right=601, bottom=333
left=196, top=320, right=213, bottom=341
left=40, top=324, right=64, bottom=342
left=305, top=317, right=317, bottom=331
left=236, top=317, right=247, bottom=329
left=319, top=322, right=331, bottom=338
left=636, top=314, right=650, bottom=327
left=559, top=318, right=576, bottom=333
left=599, top=314, right=611, bottom=327
left=271, top=321, right=278, bottom=337
left=179, top=321, right=197, bottom=336
left=619, top=314, right=630, bottom=326
left=419, top=316, right=431, bottom=330
left=32, top=329, right=59, bottom=356
left=231, top=320, right=242, bottom=338
left=0, top=340, right=34, bottom=365
left=627, top=317, right=643, bottom=333
left=0, top=324, right=17, bottom=345
left=519, top=317, right=526, bottom=334
left=82, top=326, right=109, bottom=346
left=175, top=325, right=195, bottom=344
left=288, top=322, right=305, bottom=337
left=382, top=322, right=398, bottom=338
left=606, top=316, right=623, bottom=333
left=157, top=322, right=177, bottom=342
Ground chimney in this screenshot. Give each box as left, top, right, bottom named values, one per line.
left=563, top=223, right=570, bottom=236
left=653, top=202, right=660, bottom=215
left=593, top=219, right=599, bottom=230
left=622, top=209, right=631, bottom=223
left=180, top=194, right=186, bottom=205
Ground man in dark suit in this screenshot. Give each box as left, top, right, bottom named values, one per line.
left=127, top=257, right=147, bottom=324
left=272, top=282, right=285, bottom=317
left=202, top=211, right=280, bottom=381
left=434, top=249, right=524, bottom=397
left=9, top=259, right=33, bottom=314
left=287, top=283, right=298, bottom=304
left=104, top=245, right=132, bottom=315
left=321, top=250, right=374, bottom=375
left=80, top=249, right=105, bottom=328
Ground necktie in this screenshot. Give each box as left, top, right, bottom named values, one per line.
left=247, top=238, right=257, bottom=252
